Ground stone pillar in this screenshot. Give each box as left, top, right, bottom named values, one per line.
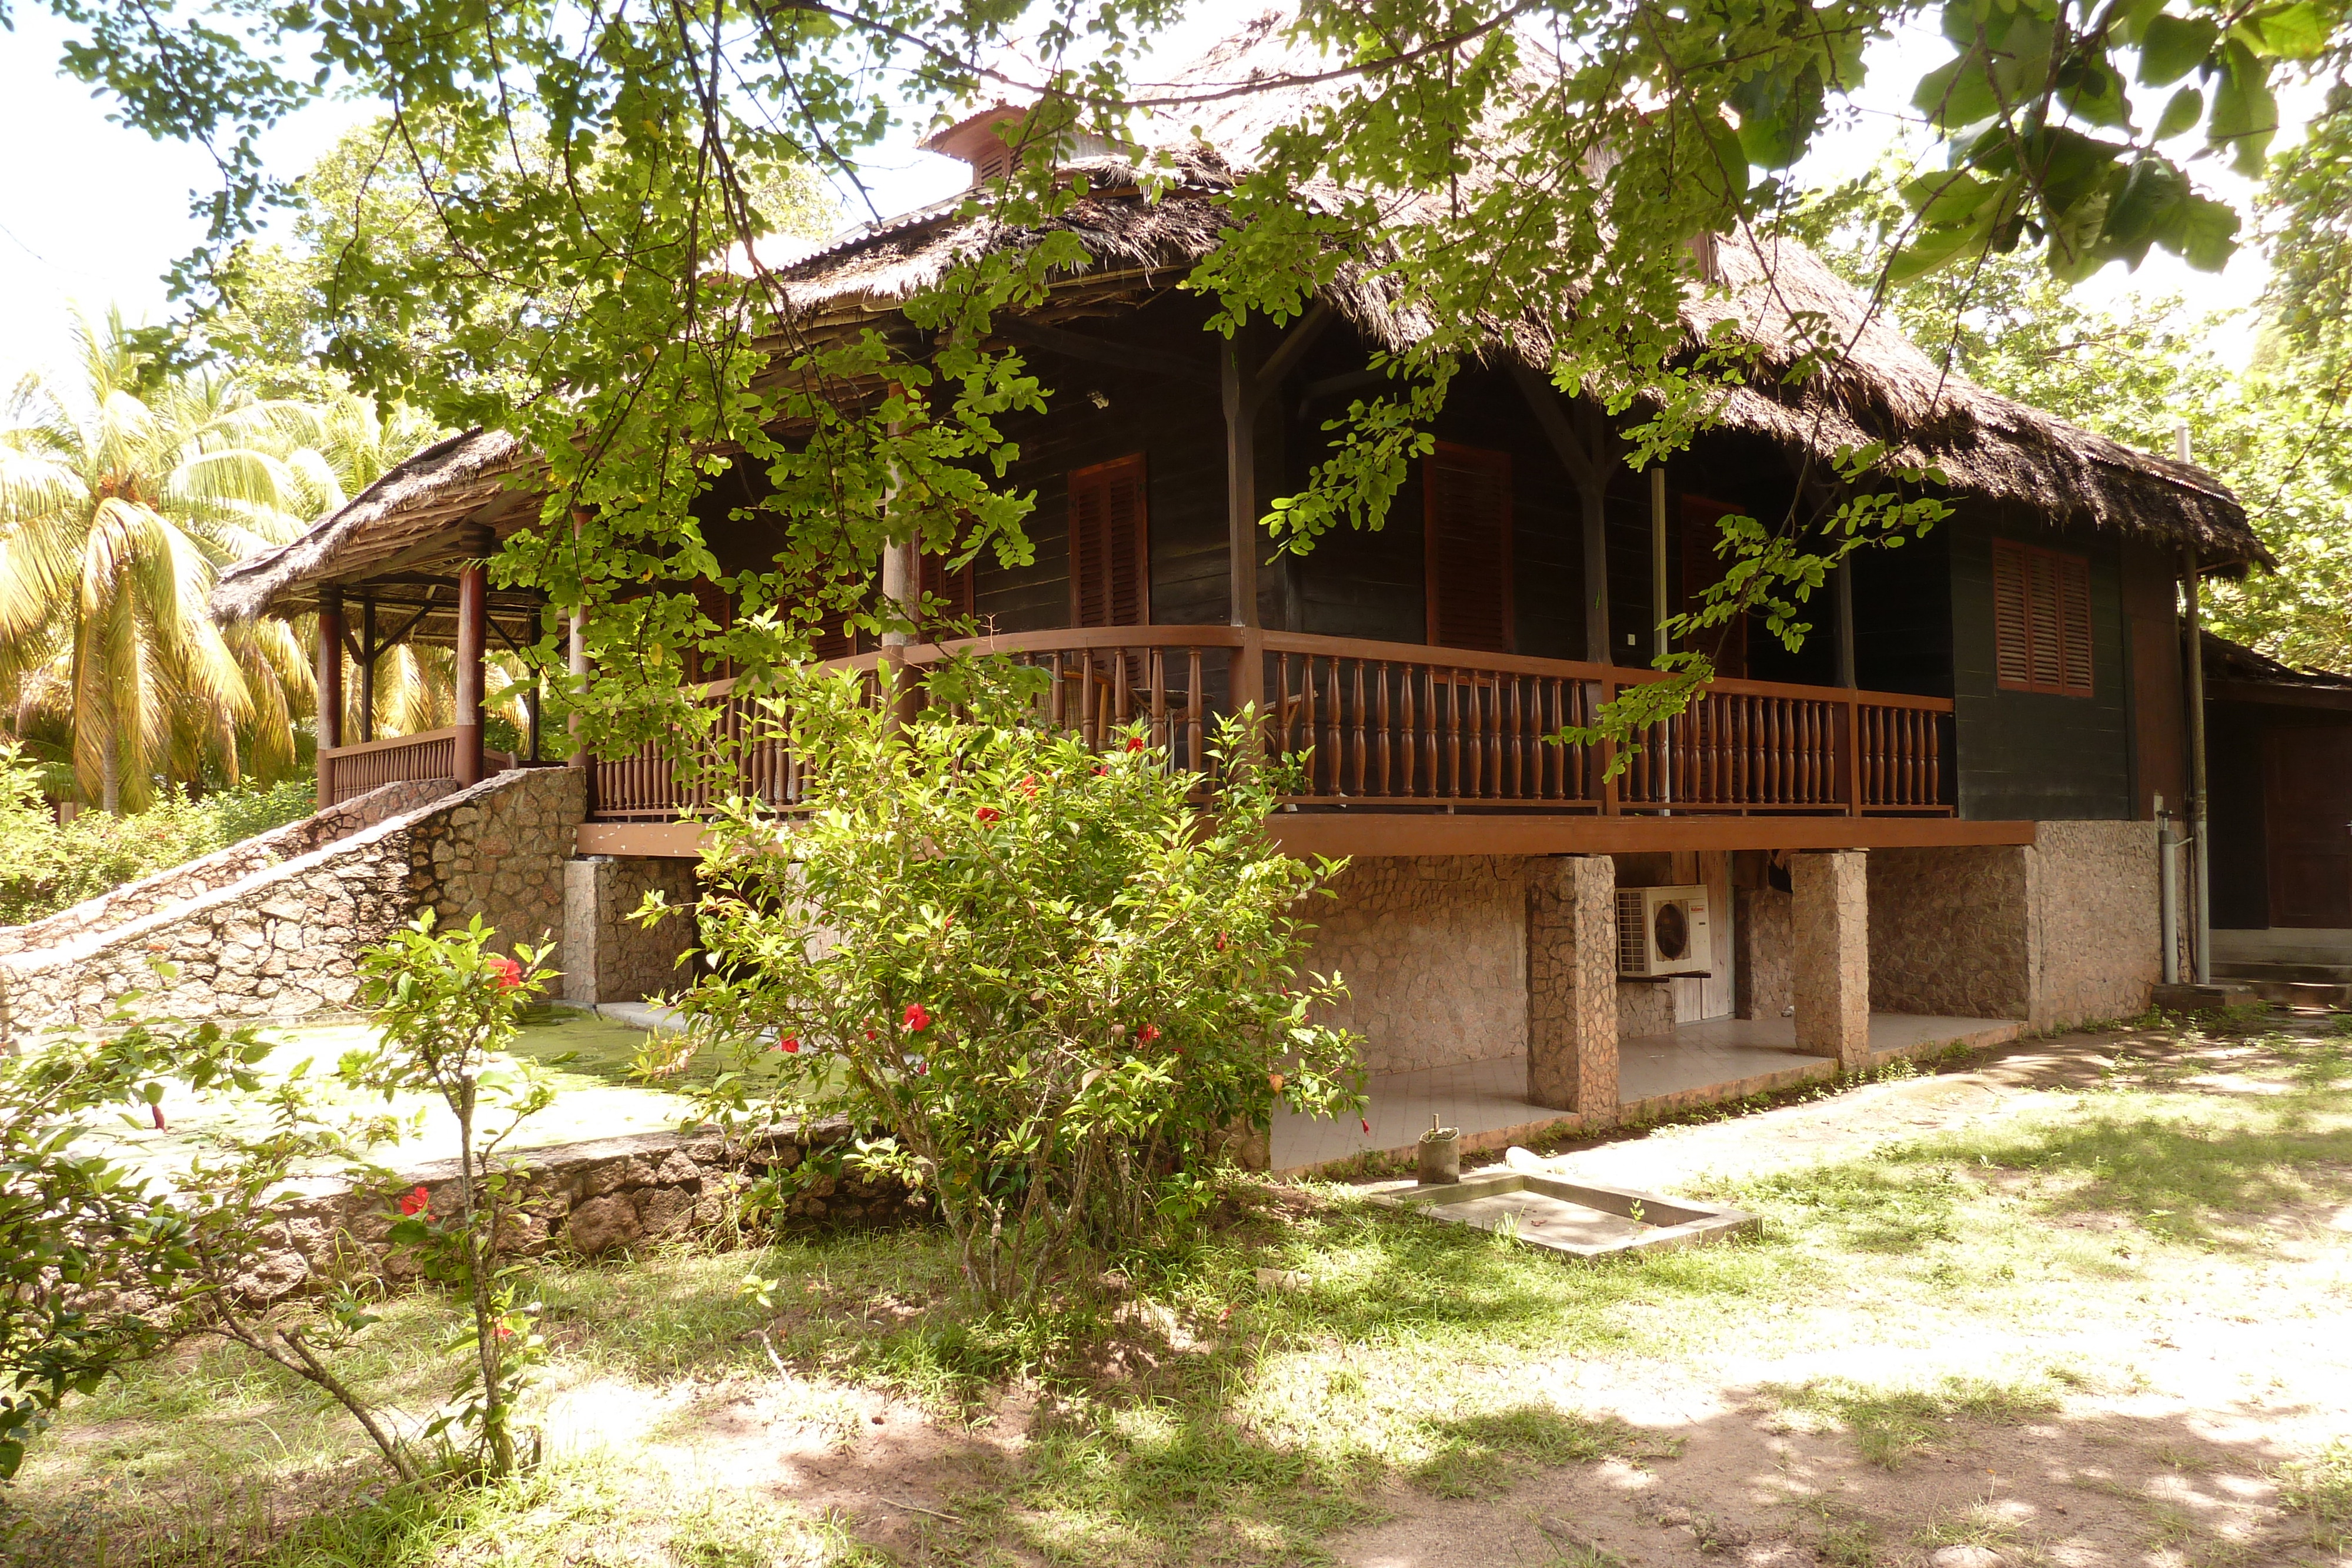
left=1793, top=850, right=1870, bottom=1069
left=563, top=855, right=697, bottom=1005
left=1527, top=855, right=1619, bottom=1117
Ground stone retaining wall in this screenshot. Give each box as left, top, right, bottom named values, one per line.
left=245, top=1125, right=916, bottom=1306
left=0, top=778, right=455, bottom=959
left=0, top=768, right=587, bottom=1042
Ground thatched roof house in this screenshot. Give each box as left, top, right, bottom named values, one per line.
left=213, top=16, right=2263, bottom=628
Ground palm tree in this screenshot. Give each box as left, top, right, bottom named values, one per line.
left=0, top=311, right=329, bottom=811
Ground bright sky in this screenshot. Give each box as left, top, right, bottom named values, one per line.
left=0, top=3, right=2311, bottom=389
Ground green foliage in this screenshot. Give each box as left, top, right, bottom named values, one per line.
left=0, top=994, right=275, bottom=1479
left=0, top=748, right=318, bottom=927
left=348, top=913, right=559, bottom=1478
left=1786, top=161, right=2352, bottom=673
left=23, top=0, right=2243, bottom=769
left=648, top=657, right=1365, bottom=1309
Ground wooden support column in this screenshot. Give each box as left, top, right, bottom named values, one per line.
left=567, top=509, right=590, bottom=771
left=1526, top=854, right=1620, bottom=1119
left=1509, top=367, right=1616, bottom=664
left=1833, top=562, right=1857, bottom=690
left=454, top=553, right=489, bottom=787
left=315, top=586, right=344, bottom=810
left=358, top=597, right=377, bottom=743
left=1792, top=850, right=1869, bottom=1069
left=1222, top=330, right=1260, bottom=634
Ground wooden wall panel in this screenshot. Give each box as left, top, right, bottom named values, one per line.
left=2121, top=543, right=2186, bottom=821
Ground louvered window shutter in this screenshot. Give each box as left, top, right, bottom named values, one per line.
left=1424, top=443, right=1514, bottom=653
left=1993, top=539, right=2094, bottom=697
left=1068, top=454, right=1150, bottom=627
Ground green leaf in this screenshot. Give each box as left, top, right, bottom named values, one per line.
left=1914, top=51, right=2002, bottom=130
left=2236, top=1, right=2330, bottom=58
left=2210, top=39, right=2281, bottom=175
left=1730, top=59, right=1825, bottom=170
left=1700, top=113, right=1750, bottom=200
left=2156, top=83, right=2205, bottom=138
left=2136, top=13, right=2220, bottom=84
left=2098, top=156, right=2189, bottom=265
left=2173, top=193, right=2241, bottom=269
left=2057, top=55, right=2133, bottom=128
left=1902, top=169, right=2000, bottom=225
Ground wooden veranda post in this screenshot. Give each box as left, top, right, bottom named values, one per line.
left=568, top=509, right=590, bottom=773
left=1222, top=329, right=1264, bottom=718
left=316, top=586, right=345, bottom=809
left=453, top=536, right=489, bottom=787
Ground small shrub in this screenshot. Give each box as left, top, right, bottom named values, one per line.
left=649, top=657, right=1365, bottom=1310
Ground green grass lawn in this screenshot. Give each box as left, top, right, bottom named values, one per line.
left=12, top=1021, right=2352, bottom=1566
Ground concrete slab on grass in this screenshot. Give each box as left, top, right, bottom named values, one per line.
left=1365, top=1166, right=1756, bottom=1259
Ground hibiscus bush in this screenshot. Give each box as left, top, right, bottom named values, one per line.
left=643, top=657, right=1364, bottom=1308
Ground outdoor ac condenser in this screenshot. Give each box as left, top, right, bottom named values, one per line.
left=1615, top=885, right=1713, bottom=979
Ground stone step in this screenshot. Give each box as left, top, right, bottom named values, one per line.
left=2224, top=977, right=2352, bottom=1009
left=2215, top=960, right=2352, bottom=985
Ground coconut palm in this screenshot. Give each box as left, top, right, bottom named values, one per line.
left=0, top=310, right=330, bottom=811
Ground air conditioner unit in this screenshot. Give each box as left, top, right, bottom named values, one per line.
left=1616, top=885, right=1713, bottom=978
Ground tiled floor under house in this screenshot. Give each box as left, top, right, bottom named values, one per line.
left=1268, top=1013, right=2023, bottom=1172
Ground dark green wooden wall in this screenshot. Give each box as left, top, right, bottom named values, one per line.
left=1945, top=509, right=2134, bottom=821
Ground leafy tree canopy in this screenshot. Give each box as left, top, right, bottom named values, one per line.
left=16, top=0, right=2345, bottom=745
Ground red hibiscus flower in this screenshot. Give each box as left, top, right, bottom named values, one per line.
left=1017, top=774, right=1039, bottom=797
left=494, top=1323, right=514, bottom=1340
left=1125, top=735, right=1145, bottom=752
left=485, top=954, right=523, bottom=994
left=150, top=1102, right=166, bottom=1131
left=1093, top=764, right=1108, bottom=776
left=1140, top=1024, right=1160, bottom=1043
left=1361, top=1118, right=1372, bottom=1134
left=903, top=1002, right=931, bottom=1032
left=399, top=1185, right=432, bottom=1218
left=975, top=805, right=1001, bottom=824
left=777, top=1037, right=801, bottom=1054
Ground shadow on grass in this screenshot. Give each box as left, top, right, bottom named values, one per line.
left=18, top=1028, right=2352, bottom=1566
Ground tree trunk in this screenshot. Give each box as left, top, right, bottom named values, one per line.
left=100, top=725, right=121, bottom=815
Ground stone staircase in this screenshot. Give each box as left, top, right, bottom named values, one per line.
left=2211, top=960, right=2352, bottom=1010
left=0, top=767, right=584, bottom=1044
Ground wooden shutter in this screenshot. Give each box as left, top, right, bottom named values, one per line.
left=1068, top=454, right=1150, bottom=627
left=1993, top=539, right=2093, bottom=696
left=1424, top=442, right=1513, bottom=653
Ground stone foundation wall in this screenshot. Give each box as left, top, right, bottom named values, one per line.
left=0, top=768, right=587, bottom=1042
left=563, top=856, right=701, bottom=1005
left=1616, top=982, right=1673, bottom=1038
left=1302, top=857, right=1531, bottom=1074
left=1869, top=844, right=2033, bottom=1018
left=2028, top=820, right=2161, bottom=1030
left=245, top=1125, right=915, bottom=1306
left=0, top=778, right=455, bottom=959
left=1867, top=823, right=2160, bottom=1029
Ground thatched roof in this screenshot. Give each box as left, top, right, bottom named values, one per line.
left=212, top=427, right=531, bottom=622
left=213, top=14, right=2264, bottom=625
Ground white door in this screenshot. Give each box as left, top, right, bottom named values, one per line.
left=1669, top=850, right=1738, bottom=1024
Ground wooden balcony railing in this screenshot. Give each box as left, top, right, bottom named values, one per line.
left=584, top=626, right=1956, bottom=823
left=317, top=727, right=521, bottom=807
